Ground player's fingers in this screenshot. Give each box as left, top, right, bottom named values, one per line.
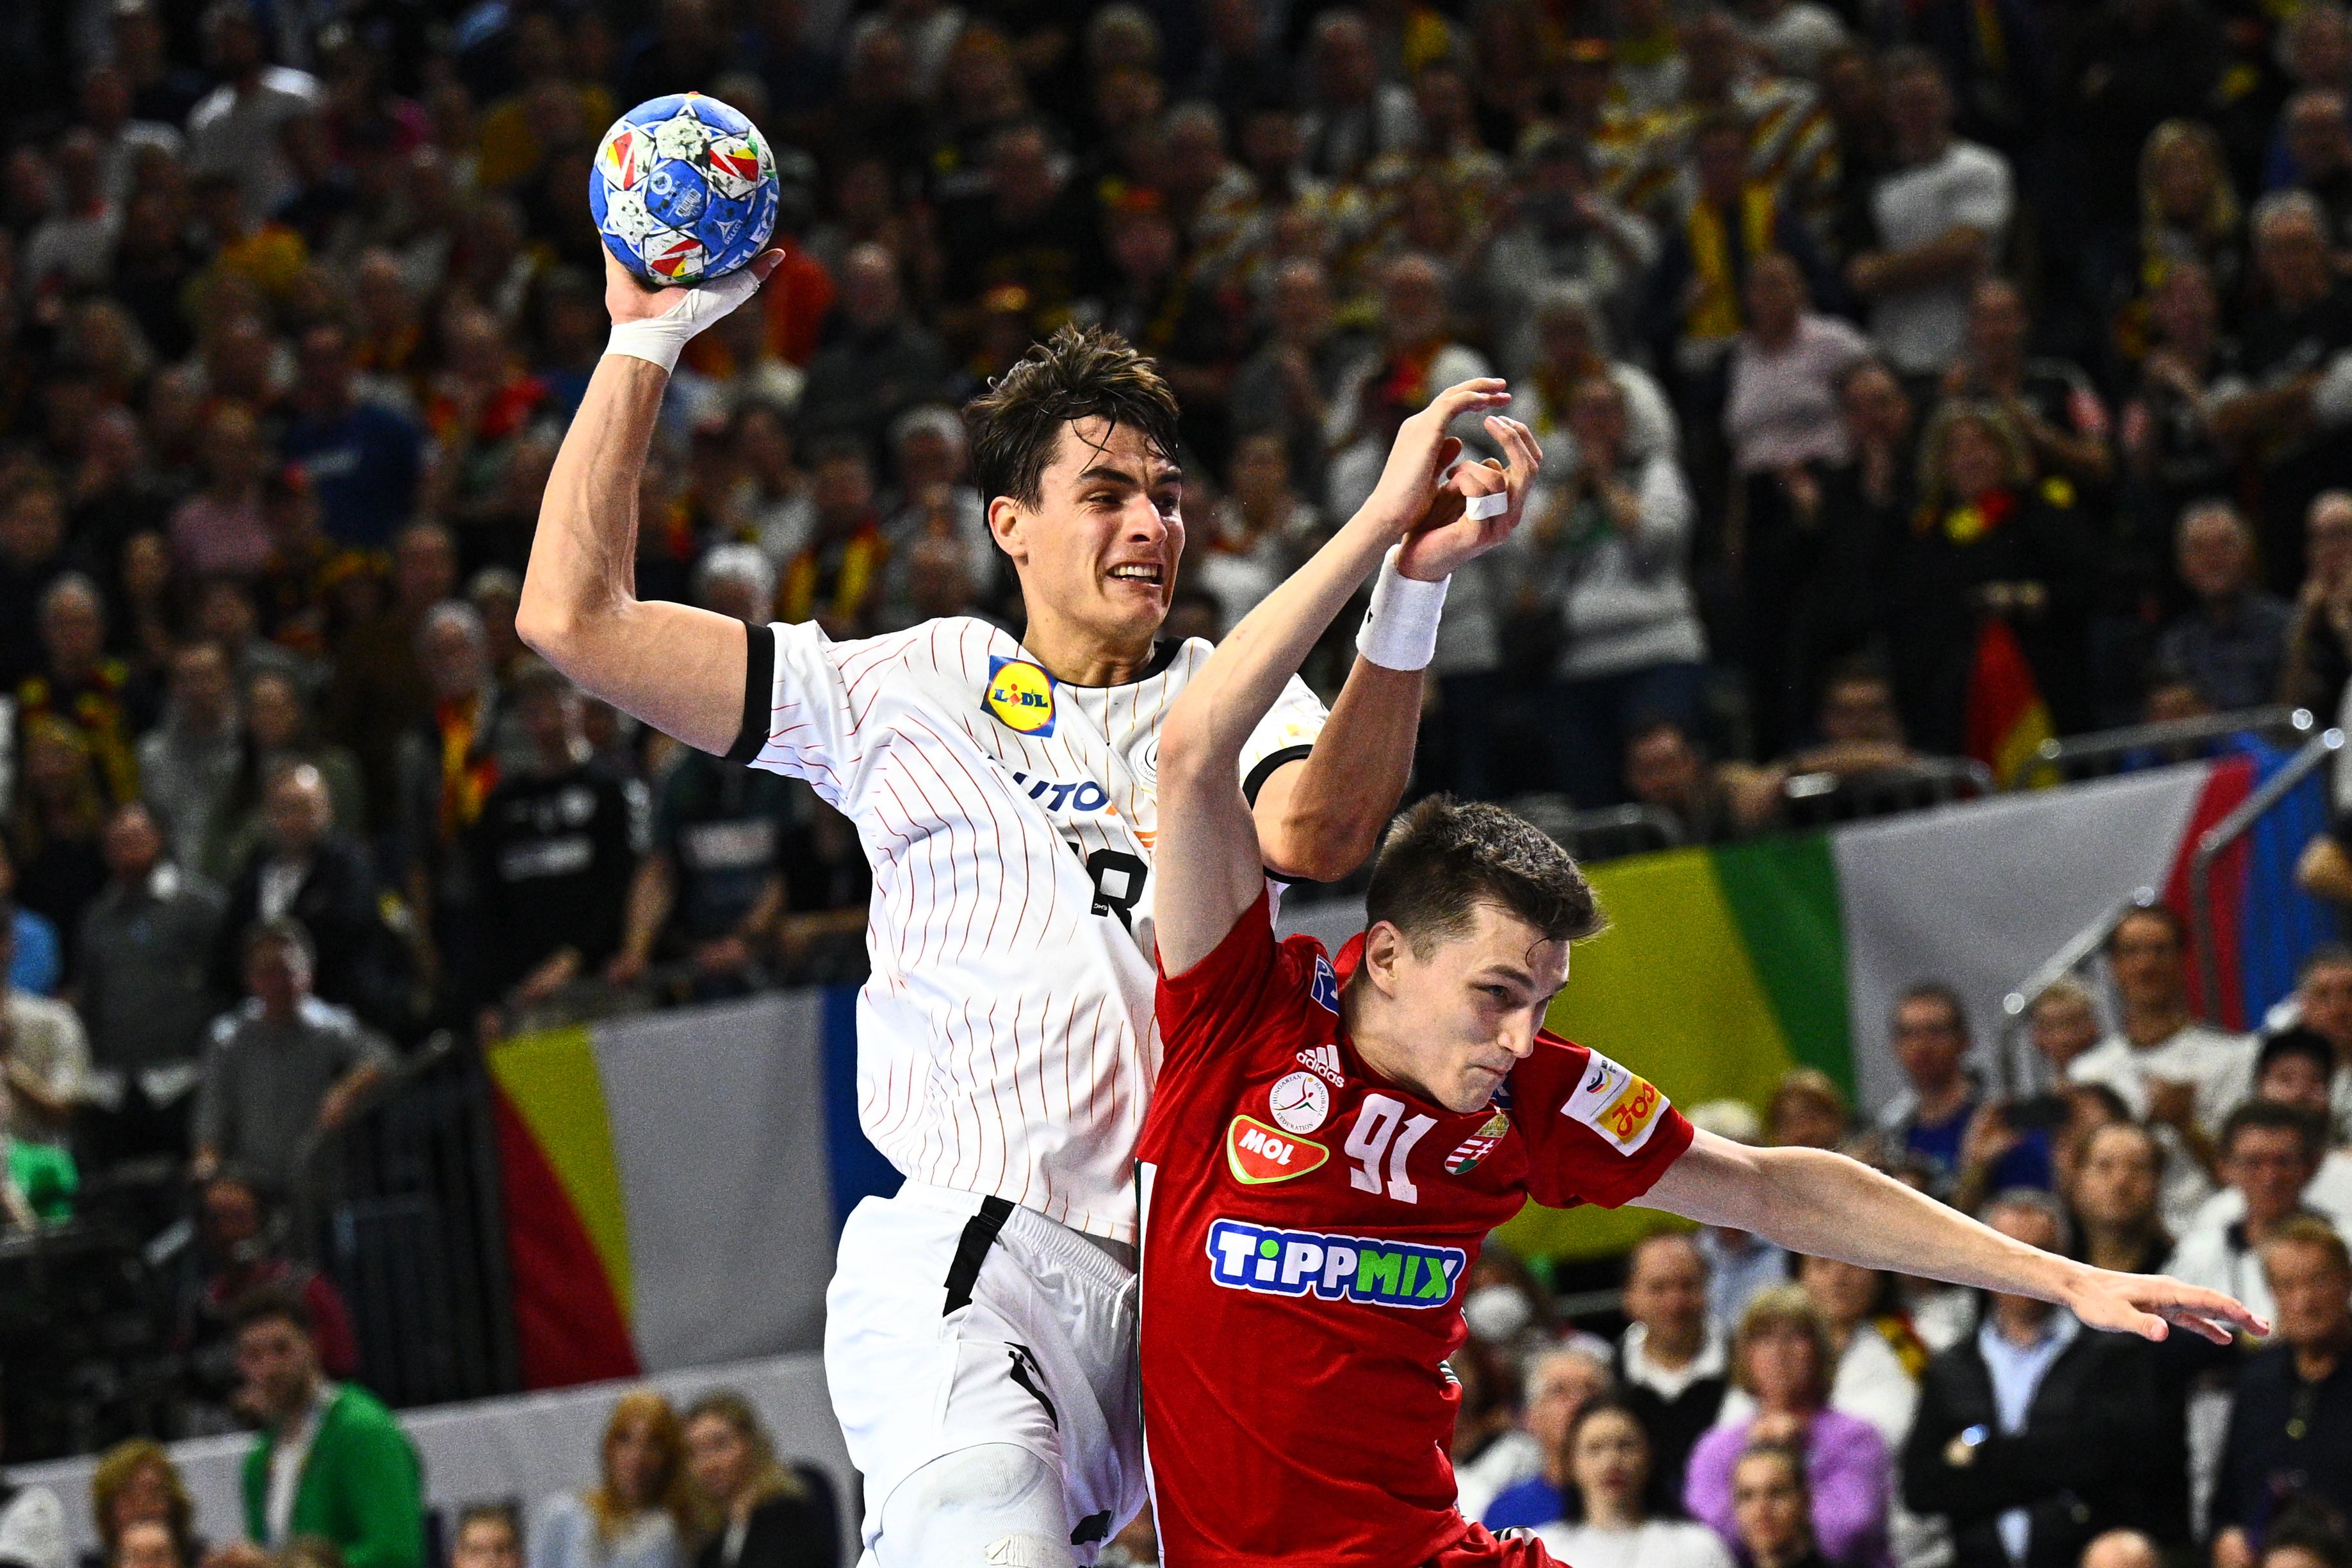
left=1501, top=418, right=1544, bottom=481
left=1425, top=379, right=1510, bottom=427
left=749, top=248, right=788, bottom=284
left=1487, top=418, right=1541, bottom=503
left=2168, top=1283, right=2266, bottom=1336
left=1455, top=455, right=1505, bottom=494
left=1435, top=436, right=1463, bottom=475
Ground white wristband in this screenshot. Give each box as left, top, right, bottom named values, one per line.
left=1357, top=546, right=1450, bottom=671
left=603, top=261, right=769, bottom=373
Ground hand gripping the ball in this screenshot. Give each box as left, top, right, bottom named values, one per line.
left=602, top=247, right=785, bottom=374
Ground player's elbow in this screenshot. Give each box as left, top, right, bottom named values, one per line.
left=1262, top=815, right=1379, bottom=884
left=1157, top=709, right=1230, bottom=795
left=515, top=580, right=603, bottom=673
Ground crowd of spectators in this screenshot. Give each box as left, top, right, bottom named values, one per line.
left=5, top=0, right=2352, bottom=1564
left=0, top=1330, right=844, bottom=1568
left=6, top=0, right=2352, bottom=1191
left=1437, top=908, right=2352, bottom=1568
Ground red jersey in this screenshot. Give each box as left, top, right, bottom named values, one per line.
left=1138, top=892, right=1695, bottom=1566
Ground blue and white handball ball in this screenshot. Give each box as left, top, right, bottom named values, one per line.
left=589, top=93, right=780, bottom=287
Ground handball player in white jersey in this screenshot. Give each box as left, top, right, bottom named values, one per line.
left=519, top=252, right=1540, bottom=1565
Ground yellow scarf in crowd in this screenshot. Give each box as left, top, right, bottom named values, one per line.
left=1683, top=185, right=1781, bottom=343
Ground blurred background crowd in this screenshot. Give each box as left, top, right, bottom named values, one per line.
left=6, top=0, right=2352, bottom=1562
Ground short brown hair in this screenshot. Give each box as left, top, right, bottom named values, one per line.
left=227, top=1284, right=313, bottom=1341
left=965, top=325, right=1180, bottom=508
left=2260, top=1214, right=2351, bottom=1278
left=2223, top=1100, right=2329, bottom=1164
left=1364, top=796, right=1603, bottom=955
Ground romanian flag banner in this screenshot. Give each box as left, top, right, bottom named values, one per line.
left=487, top=990, right=895, bottom=1389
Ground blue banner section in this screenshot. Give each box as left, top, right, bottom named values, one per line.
left=2234, top=738, right=2340, bottom=1024
left=819, top=984, right=900, bottom=1232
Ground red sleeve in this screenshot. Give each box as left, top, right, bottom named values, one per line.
left=1513, top=1038, right=1695, bottom=1210
left=1155, top=887, right=1307, bottom=1082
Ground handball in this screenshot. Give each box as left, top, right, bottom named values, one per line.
left=589, top=93, right=780, bottom=288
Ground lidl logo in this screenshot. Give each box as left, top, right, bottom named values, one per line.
left=1226, top=1116, right=1327, bottom=1184
left=1206, top=1218, right=1465, bottom=1308
left=984, top=657, right=1057, bottom=737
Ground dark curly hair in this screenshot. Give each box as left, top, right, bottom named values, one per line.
left=964, top=325, right=1180, bottom=509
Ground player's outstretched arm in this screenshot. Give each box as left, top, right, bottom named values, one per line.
left=1642, top=1131, right=2267, bottom=1345
left=1158, top=380, right=1524, bottom=974
left=517, top=250, right=782, bottom=756
left=1250, top=405, right=1544, bottom=883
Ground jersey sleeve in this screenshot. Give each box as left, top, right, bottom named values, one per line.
left=723, top=619, right=867, bottom=809
left=1237, top=673, right=1328, bottom=804
left=1515, top=1040, right=1695, bottom=1209
left=1156, top=886, right=1312, bottom=1083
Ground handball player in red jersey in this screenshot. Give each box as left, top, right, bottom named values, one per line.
left=1138, top=382, right=2268, bottom=1568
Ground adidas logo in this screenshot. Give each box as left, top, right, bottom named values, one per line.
left=1294, top=1044, right=1344, bottom=1088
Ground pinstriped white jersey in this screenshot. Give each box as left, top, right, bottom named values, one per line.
left=734, top=616, right=1328, bottom=1242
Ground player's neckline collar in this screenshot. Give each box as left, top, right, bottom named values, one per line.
left=1018, top=638, right=1180, bottom=690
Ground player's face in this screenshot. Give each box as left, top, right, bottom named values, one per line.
left=1364, top=903, right=1570, bottom=1113
left=993, top=417, right=1184, bottom=656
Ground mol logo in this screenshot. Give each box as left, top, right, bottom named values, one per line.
left=1206, top=1218, right=1466, bottom=1309
left=984, top=656, right=1057, bottom=736
left=1226, top=1115, right=1328, bottom=1184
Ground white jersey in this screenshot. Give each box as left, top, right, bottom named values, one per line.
left=731, top=616, right=1327, bottom=1242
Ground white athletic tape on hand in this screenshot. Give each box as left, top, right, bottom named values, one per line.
left=1464, top=490, right=1509, bottom=521
left=604, top=263, right=767, bottom=373
left=1357, top=544, right=1449, bottom=672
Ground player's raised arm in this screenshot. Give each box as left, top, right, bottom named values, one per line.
left=1156, top=381, right=1536, bottom=974
left=1248, top=408, right=1544, bottom=883
left=1640, top=1130, right=2266, bottom=1345
left=517, top=250, right=782, bottom=756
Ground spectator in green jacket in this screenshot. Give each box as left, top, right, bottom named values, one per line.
left=0, top=1080, right=75, bottom=1225
left=203, top=1289, right=423, bottom=1568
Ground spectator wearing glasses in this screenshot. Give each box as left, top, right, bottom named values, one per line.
left=2168, top=1101, right=2333, bottom=1327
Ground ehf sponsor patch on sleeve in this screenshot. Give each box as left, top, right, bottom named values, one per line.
left=1309, top=953, right=1340, bottom=1014
left=1561, top=1049, right=1667, bottom=1155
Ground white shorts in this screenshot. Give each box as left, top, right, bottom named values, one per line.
left=824, top=1182, right=1145, bottom=1564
